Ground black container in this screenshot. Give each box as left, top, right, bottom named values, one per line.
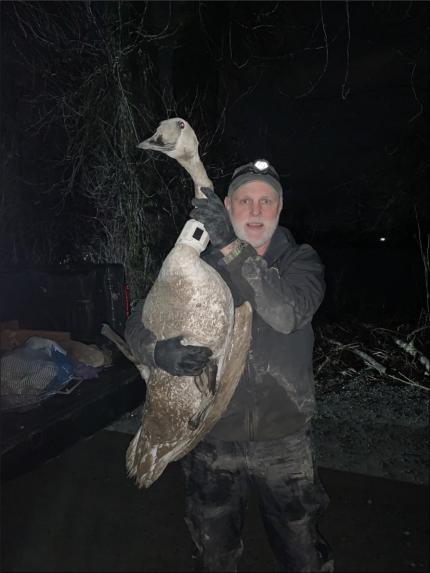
left=0, top=264, right=129, bottom=343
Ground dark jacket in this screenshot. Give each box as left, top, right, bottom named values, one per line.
left=125, top=226, right=325, bottom=441
left=203, top=226, right=325, bottom=441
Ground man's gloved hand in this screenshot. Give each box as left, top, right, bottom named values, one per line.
left=190, top=187, right=236, bottom=250
left=154, top=336, right=213, bottom=376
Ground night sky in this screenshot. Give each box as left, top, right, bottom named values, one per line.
left=1, top=1, right=429, bottom=314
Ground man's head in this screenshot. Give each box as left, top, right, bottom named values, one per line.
left=225, top=160, right=283, bottom=255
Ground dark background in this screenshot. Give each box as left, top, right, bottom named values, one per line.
left=0, top=10, right=428, bottom=572
left=1, top=1, right=429, bottom=319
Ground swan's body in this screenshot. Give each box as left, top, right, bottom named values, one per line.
left=103, top=118, right=252, bottom=488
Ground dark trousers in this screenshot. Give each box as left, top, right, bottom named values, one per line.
left=180, top=425, right=333, bottom=572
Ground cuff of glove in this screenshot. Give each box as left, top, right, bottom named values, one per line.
left=142, top=333, right=157, bottom=368
left=219, top=240, right=257, bottom=306
left=221, top=239, right=253, bottom=264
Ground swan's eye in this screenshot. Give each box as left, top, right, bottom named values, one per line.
left=178, top=121, right=185, bottom=129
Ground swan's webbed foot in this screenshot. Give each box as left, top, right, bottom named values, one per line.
left=188, top=401, right=212, bottom=431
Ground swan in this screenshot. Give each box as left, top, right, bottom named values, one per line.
left=102, top=118, right=252, bottom=488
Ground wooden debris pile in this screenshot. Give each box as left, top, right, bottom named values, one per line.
left=314, top=321, right=430, bottom=392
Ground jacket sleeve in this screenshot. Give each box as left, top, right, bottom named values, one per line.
left=124, top=300, right=157, bottom=367
left=219, top=241, right=325, bottom=334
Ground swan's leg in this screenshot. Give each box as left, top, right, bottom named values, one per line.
left=207, top=361, right=218, bottom=395
left=193, top=361, right=218, bottom=396
left=188, top=361, right=218, bottom=430
left=193, top=373, right=206, bottom=394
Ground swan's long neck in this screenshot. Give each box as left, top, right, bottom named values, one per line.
left=177, top=154, right=213, bottom=198
left=174, top=151, right=213, bottom=253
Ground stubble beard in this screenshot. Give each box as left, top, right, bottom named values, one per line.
left=230, top=213, right=280, bottom=249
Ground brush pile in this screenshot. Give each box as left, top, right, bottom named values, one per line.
left=314, top=320, right=430, bottom=393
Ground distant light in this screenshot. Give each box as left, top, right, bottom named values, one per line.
left=254, top=159, right=269, bottom=171
left=379, top=237, right=386, bottom=242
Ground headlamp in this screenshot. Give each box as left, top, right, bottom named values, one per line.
left=231, top=159, right=280, bottom=182
left=228, top=158, right=283, bottom=196
left=254, top=159, right=270, bottom=172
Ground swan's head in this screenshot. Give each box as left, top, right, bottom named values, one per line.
left=137, top=118, right=199, bottom=162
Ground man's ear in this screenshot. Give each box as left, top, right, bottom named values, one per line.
left=224, top=196, right=231, bottom=212
left=278, top=197, right=283, bottom=214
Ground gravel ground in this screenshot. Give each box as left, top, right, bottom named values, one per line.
left=313, top=376, right=429, bottom=485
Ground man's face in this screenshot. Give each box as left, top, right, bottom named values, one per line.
left=224, top=181, right=283, bottom=255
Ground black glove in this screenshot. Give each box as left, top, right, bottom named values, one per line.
left=154, top=336, right=212, bottom=376
left=190, top=187, right=236, bottom=250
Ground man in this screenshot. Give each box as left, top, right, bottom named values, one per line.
left=125, top=160, right=333, bottom=572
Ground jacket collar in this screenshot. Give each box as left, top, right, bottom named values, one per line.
left=263, top=226, right=295, bottom=266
